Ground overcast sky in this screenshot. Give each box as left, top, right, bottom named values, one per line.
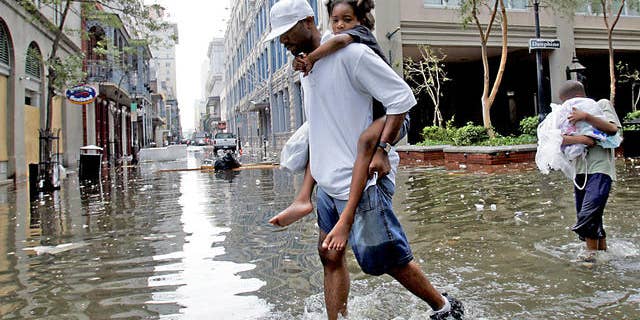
left=145, top=0, right=231, bottom=132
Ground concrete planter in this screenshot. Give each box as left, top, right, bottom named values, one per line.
left=397, top=144, right=538, bottom=172
left=396, top=145, right=449, bottom=167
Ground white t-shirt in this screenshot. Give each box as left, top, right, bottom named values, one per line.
left=301, top=42, right=416, bottom=200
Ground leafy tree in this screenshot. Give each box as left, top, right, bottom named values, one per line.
left=404, top=45, right=450, bottom=128
left=459, top=0, right=509, bottom=137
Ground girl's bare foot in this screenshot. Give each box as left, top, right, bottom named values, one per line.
left=322, top=221, right=350, bottom=250
left=269, top=200, right=313, bottom=227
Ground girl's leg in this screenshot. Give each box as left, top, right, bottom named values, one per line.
left=269, top=163, right=315, bottom=227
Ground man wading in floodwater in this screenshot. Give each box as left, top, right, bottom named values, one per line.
left=264, top=0, right=464, bottom=318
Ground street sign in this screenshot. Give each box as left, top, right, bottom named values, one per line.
left=529, top=39, right=560, bottom=50
left=131, top=102, right=137, bottom=112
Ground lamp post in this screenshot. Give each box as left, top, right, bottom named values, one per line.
left=533, top=0, right=546, bottom=119
left=385, top=27, right=401, bottom=65
left=565, top=55, right=586, bottom=81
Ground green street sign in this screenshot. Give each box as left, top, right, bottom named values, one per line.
left=131, top=102, right=137, bottom=112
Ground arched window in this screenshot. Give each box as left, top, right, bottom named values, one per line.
left=0, top=21, right=10, bottom=68
left=25, top=42, right=42, bottom=79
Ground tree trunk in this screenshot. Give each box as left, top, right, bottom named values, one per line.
left=608, top=30, right=615, bottom=105
left=480, top=43, right=493, bottom=137
left=45, top=0, right=72, bottom=132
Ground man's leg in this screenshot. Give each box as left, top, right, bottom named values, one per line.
left=387, top=261, right=445, bottom=310
left=319, top=230, right=350, bottom=320
left=316, top=188, right=350, bottom=320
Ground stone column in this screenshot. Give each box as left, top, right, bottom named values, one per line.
left=549, top=13, right=576, bottom=104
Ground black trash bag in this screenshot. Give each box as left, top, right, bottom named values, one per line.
left=214, top=152, right=241, bottom=171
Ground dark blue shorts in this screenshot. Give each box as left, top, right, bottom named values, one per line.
left=572, top=173, right=612, bottom=240
left=316, top=177, right=414, bottom=276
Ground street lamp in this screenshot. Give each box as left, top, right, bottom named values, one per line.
left=565, top=55, right=587, bottom=81
left=385, top=27, right=401, bottom=65
left=532, top=0, right=546, bottom=119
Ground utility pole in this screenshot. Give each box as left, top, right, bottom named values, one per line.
left=533, top=0, right=546, bottom=120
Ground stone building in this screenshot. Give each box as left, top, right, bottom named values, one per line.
left=0, top=0, right=84, bottom=181
left=222, top=0, right=323, bottom=159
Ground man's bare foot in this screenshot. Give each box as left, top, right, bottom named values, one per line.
left=322, top=221, right=351, bottom=250
left=268, top=199, right=313, bottom=227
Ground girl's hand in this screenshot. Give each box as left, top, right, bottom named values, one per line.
left=568, top=107, right=589, bottom=124
left=302, top=56, right=315, bottom=76
left=293, top=55, right=307, bottom=72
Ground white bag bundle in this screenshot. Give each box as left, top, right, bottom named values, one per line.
left=280, top=122, right=309, bottom=173
left=536, top=104, right=576, bottom=179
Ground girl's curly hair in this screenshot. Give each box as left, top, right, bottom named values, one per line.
left=325, top=0, right=376, bottom=30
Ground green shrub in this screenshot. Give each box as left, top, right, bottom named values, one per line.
left=624, top=111, right=640, bottom=130
left=478, top=134, right=537, bottom=146
left=624, top=111, right=640, bottom=123
left=519, top=116, right=539, bottom=136
left=452, top=122, right=488, bottom=146
left=421, top=125, right=453, bottom=144
left=419, top=120, right=537, bottom=146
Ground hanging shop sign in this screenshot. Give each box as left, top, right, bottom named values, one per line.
left=65, top=85, right=97, bottom=105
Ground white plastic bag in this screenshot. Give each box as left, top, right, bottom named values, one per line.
left=536, top=104, right=576, bottom=179
left=280, top=122, right=309, bottom=173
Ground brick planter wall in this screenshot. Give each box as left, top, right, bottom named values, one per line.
left=396, top=145, right=448, bottom=167
left=443, top=145, right=538, bottom=172
left=397, top=144, right=539, bottom=173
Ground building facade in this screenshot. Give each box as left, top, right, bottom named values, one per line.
left=149, top=9, right=179, bottom=145
left=200, top=38, right=225, bottom=135
left=377, top=0, right=640, bottom=141
left=0, top=0, right=84, bottom=181
left=222, top=0, right=322, bottom=159
left=84, top=11, right=154, bottom=162
left=222, top=0, right=640, bottom=151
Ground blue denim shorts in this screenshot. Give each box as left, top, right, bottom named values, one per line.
left=572, top=173, right=612, bottom=240
left=316, top=177, right=414, bottom=275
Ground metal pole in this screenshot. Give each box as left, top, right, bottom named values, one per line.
left=534, top=0, right=546, bottom=119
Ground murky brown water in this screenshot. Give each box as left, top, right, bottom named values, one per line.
left=1, top=148, right=639, bottom=319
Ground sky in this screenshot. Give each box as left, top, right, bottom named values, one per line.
left=145, top=0, right=231, bottom=133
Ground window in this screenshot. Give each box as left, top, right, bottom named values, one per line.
left=507, top=0, right=527, bottom=9
left=25, top=89, right=39, bottom=107
left=575, top=0, right=639, bottom=16
left=25, top=42, right=42, bottom=79
left=0, top=21, right=10, bottom=68
left=424, top=0, right=461, bottom=6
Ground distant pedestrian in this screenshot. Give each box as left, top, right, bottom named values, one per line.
left=558, top=81, right=621, bottom=260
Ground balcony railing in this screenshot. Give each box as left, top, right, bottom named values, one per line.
left=86, top=59, right=132, bottom=93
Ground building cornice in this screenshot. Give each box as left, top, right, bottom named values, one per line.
left=2, top=0, right=82, bottom=54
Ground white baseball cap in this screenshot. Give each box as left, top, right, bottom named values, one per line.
left=264, top=0, right=315, bottom=41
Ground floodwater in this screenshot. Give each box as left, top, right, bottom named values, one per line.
left=0, top=148, right=639, bottom=319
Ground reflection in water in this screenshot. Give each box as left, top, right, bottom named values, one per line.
left=0, top=158, right=637, bottom=319
left=149, top=170, right=270, bottom=319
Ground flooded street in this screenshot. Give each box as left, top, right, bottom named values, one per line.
left=1, top=149, right=639, bottom=319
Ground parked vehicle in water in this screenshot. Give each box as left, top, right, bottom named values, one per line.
left=213, top=132, right=237, bottom=153
left=193, top=132, right=208, bottom=146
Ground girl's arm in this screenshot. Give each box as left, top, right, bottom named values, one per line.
left=568, top=108, right=619, bottom=135
left=562, top=135, right=596, bottom=147
left=301, top=34, right=354, bottom=75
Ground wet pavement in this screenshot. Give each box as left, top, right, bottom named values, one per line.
left=0, top=147, right=639, bottom=319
